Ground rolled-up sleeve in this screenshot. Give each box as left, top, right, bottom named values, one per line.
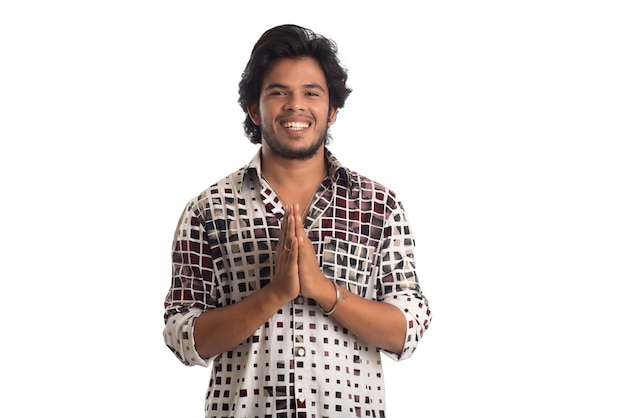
left=377, top=204, right=432, bottom=361
left=163, top=309, right=209, bottom=367
left=163, top=198, right=216, bottom=367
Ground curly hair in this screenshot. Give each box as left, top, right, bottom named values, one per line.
left=238, top=24, right=352, bottom=144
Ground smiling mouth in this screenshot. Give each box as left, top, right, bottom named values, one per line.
left=281, top=121, right=311, bottom=131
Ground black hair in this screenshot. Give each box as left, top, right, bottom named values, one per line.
left=238, top=24, right=352, bottom=144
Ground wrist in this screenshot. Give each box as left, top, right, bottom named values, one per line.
left=264, top=280, right=296, bottom=306
left=319, top=280, right=340, bottom=316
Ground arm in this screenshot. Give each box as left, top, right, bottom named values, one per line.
left=296, top=206, right=431, bottom=358
left=163, top=202, right=301, bottom=363
left=308, top=275, right=408, bottom=355
left=192, top=277, right=291, bottom=359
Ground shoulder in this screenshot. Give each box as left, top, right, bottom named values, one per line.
left=184, top=165, right=249, bottom=218
left=346, top=168, right=401, bottom=210
left=326, top=148, right=401, bottom=210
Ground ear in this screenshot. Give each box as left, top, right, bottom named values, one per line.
left=246, top=103, right=261, bottom=125
left=327, top=106, right=339, bottom=126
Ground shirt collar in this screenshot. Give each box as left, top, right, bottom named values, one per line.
left=238, top=148, right=354, bottom=194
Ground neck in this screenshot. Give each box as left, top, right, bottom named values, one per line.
left=260, top=146, right=327, bottom=189
left=260, top=147, right=327, bottom=214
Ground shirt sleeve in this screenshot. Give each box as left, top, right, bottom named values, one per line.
left=162, top=198, right=216, bottom=367
left=377, top=203, right=432, bottom=362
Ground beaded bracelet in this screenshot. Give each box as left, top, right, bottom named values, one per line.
left=321, top=280, right=340, bottom=315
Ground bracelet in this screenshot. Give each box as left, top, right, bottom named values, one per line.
left=321, top=280, right=340, bottom=316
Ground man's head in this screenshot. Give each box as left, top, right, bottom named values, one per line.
left=238, top=24, right=352, bottom=145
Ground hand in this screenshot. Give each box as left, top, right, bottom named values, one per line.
left=293, top=206, right=328, bottom=300
left=268, top=205, right=300, bottom=302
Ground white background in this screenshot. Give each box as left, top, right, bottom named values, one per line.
left=1, top=1, right=624, bottom=417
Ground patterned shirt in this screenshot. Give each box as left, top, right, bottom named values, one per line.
left=163, top=148, right=431, bottom=418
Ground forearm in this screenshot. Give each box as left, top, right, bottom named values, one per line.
left=313, top=278, right=407, bottom=355
left=334, top=286, right=406, bottom=355
left=193, top=282, right=291, bottom=359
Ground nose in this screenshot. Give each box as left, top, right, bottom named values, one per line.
left=284, top=94, right=304, bottom=112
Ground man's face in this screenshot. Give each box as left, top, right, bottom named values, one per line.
left=247, top=57, right=338, bottom=160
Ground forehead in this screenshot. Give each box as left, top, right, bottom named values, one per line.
left=262, top=56, right=328, bottom=88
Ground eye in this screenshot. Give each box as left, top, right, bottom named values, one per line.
left=270, top=90, right=286, bottom=96
left=305, top=91, right=320, bottom=97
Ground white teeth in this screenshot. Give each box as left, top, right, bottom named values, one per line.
left=282, top=121, right=310, bottom=130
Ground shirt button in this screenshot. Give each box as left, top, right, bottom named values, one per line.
left=295, top=296, right=304, bottom=304
left=297, top=347, right=306, bottom=357
left=298, top=395, right=306, bottom=403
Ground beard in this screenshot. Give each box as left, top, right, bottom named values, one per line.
left=261, top=124, right=329, bottom=161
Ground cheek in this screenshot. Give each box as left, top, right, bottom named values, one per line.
left=260, top=111, right=275, bottom=127
left=258, top=103, right=279, bottom=124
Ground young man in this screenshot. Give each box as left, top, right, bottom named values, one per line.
left=163, top=24, right=431, bottom=417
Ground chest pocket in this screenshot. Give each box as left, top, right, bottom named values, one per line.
left=322, top=237, right=374, bottom=298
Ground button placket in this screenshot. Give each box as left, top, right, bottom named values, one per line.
left=292, top=297, right=310, bottom=412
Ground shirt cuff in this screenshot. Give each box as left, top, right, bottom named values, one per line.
left=163, top=309, right=210, bottom=367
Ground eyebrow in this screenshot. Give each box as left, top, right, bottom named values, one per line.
left=264, top=83, right=327, bottom=93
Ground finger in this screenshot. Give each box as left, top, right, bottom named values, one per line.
left=278, top=205, right=290, bottom=248
left=287, top=207, right=297, bottom=245
left=294, top=212, right=306, bottom=243
left=288, top=237, right=297, bottom=256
